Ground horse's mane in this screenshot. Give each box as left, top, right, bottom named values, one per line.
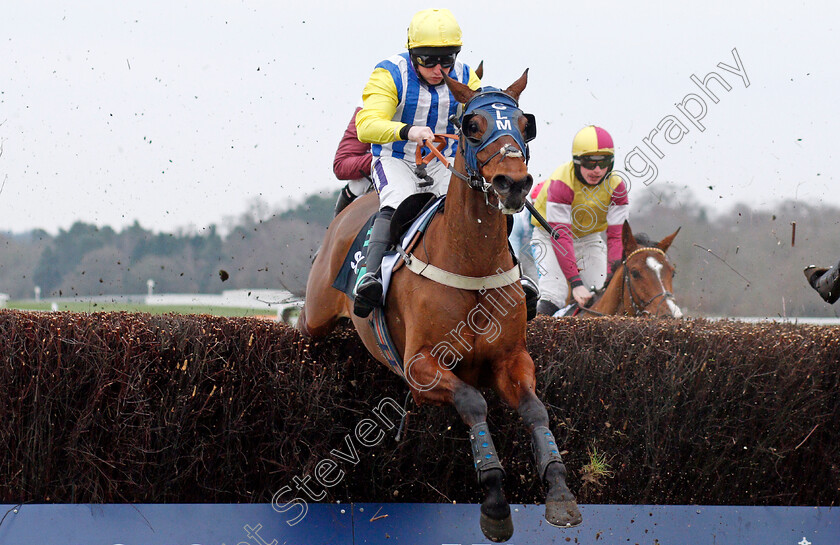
left=599, top=233, right=657, bottom=291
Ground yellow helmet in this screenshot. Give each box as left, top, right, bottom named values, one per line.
left=572, top=125, right=615, bottom=157
left=406, top=8, right=463, bottom=50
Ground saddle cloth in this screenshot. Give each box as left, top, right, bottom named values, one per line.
left=332, top=196, right=445, bottom=304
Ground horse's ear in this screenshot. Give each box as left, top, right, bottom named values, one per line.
left=503, top=68, right=529, bottom=102
left=622, top=220, right=639, bottom=257
left=444, top=71, right=477, bottom=104
left=474, top=60, right=483, bottom=80
left=657, top=226, right=681, bottom=253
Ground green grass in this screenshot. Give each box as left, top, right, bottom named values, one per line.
left=580, top=444, right=615, bottom=486
left=4, top=300, right=279, bottom=317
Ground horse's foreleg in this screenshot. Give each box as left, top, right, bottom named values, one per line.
left=406, top=354, right=512, bottom=542
left=518, top=391, right=582, bottom=528
left=493, top=354, right=582, bottom=529
left=452, top=383, right=513, bottom=543
left=298, top=258, right=349, bottom=338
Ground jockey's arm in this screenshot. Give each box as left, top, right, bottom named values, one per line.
left=333, top=107, right=372, bottom=181
left=545, top=175, right=584, bottom=289
left=356, top=66, right=483, bottom=145
left=356, top=69, right=405, bottom=145
left=467, top=67, right=481, bottom=90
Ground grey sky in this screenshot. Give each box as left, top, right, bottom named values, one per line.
left=2, top=0, right=837, bottom=234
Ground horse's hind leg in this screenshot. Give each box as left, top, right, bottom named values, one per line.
left=298, top=246, right=350, bottom=338
left=494, top=353, right=582, bottom=528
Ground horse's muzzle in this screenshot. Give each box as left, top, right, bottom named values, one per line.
left=492, top=174, right=533, bottom=214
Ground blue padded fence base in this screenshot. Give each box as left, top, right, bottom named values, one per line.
left=0, top=503, right=837, bottom=545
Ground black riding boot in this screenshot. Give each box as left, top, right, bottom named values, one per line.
left=508, top=242, right=539, bottom=321
left=334, top=184, right=356, bottom=217
left=353, top=208, right=394, bottom=318
left=520, top=276, right=540, bottom=321
left=806, top=261, right=840, bottom=304
left=536, top=299, right=560, bottom=317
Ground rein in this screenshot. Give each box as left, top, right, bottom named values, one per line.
left=414, top=133, right=523, bottom=189
left=414, top=133, right=472, bottom=182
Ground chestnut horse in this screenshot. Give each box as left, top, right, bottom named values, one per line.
left=299, top=71, right=581, bottom=541
left=581, top=221, right=682, bottom=317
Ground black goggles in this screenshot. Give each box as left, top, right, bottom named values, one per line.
left=413, top=53, right=457, bottom=68
left=576, top=156, right=614, bottom=170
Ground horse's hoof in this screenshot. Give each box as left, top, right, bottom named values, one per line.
left=545, top=499, right=583, bottom=528
left=480, top=512, right=514, bottom=543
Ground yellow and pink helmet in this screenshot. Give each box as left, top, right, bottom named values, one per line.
left=572, top=125, right=615, bottom=185
left=572, top=125, right=614, bottom=158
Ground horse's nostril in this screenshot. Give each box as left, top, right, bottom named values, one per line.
left=493, top=175, right=533, bottom=195
left=492, top=175, right=513, bottom=192
left=521, top=174, right=533, bottom=193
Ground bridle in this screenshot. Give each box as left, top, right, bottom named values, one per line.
left=622, top=247, right=676, bottom=316
left=414, top=87, right=535, bottom=208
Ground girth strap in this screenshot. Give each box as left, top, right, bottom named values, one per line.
left=398, top=248, right=521, bottom=290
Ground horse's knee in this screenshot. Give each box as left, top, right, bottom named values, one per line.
left=454, top=385, right=488, bottom=425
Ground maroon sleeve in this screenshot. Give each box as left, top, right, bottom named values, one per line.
left=333, top=107, right=373, bottom=181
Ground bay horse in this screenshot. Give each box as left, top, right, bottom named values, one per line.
left=580, top=221, right=682, bottom=317
left=299, top=71, right=581, bottom=541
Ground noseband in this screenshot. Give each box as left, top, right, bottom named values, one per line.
left=623, top=247, right=676, bottom=316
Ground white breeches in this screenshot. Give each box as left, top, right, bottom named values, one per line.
left=531, top=229, right=608, bottom=308
left=372, top=156, right=451, bottom=211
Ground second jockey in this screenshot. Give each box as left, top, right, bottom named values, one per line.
left=530, top=125, right=630, bottom=316
left=333, top=107, right=373, bottom=217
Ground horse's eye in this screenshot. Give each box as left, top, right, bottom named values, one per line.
left=466, top=119, right=481, bottom=138
left=630, top=270, right=642, bottom=279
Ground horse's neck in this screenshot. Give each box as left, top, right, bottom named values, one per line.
left=435, top=156, right=510, bottom=275
left=590, top=264, right=629, bottom=315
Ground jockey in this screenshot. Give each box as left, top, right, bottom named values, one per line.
left=333, top=107, right=373, bottom=217
left=351, top=8, right=481, bottom=318
left=530, top=126, right=630, bottom=316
